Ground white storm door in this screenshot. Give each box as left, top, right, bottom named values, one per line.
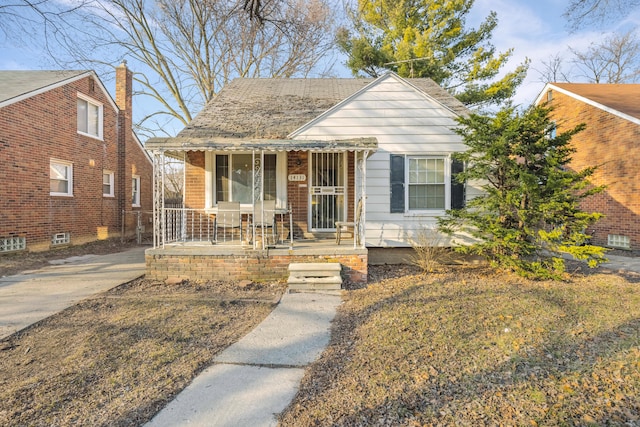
left=309, top=152, right=346, bottom=231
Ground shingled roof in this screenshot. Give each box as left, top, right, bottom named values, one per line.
left=0, top=70, right=90, bottom=106
left=546, top=83, right=640, bottom=123
left=178, top=78, right=370, bottom=140
left=146, top=73, right=469, bottom=152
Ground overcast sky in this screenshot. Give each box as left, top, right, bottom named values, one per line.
left=1, top=0, right=639, bottom=117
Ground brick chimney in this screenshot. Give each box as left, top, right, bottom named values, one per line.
left=115, top=61, right=133, bottom=218
left=115, top=60, right=132, bottom=113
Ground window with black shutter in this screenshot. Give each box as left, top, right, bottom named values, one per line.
left=390, top=154, right=465, bottom=212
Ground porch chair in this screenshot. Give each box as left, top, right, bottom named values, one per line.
left=213, top=201, right=242, bottom=243
left=250, top=200, right=277, bottom=247
left=335, top=198, right=363, bottom=246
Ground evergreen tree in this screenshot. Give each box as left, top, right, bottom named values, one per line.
left=438, top=105, right=606, bottom=279
left=337, top=0, right=529, bottom=108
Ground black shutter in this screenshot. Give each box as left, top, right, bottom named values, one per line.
left=451, top=158, right=465, bottom=210
left=390, top=154, right=405, bottom=213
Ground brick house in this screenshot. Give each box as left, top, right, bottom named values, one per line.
left=536, top=83, right=640, bottom=251
left=0, top=63, right=153, bottom=253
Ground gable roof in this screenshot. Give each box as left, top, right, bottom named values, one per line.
left=147, top=72, right=468, bottom=152
left=0, top=70, right=88, bottom=105
left=289, top=72, right=469, bottom=138
left=0, top=70, right=117, bottom=111
left=536, top=82, right=640, bottom=125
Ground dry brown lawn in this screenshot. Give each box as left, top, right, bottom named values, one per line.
left=0, top=241, right=286, bottom=426
left=280, top=264, right=640, bottom=426
left=2, top=242, right=640, bottom=426
left=0, top=278, right=285, bottom=426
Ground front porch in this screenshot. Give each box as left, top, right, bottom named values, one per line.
left=145, top=138, right=376, bottom=286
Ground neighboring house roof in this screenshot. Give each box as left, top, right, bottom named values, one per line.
left=0, top=70, right=119, bottom=111
left=536, top=82, right=640, bottom=125
left=147, top=72, right=468, bottom=151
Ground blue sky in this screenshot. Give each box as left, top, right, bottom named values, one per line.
left=1, top=0, right=639, bottom=132
left=472, top=0, right=640, bottom=105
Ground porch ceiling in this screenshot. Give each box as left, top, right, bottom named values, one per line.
left=145, top=136, right=378, bottom=154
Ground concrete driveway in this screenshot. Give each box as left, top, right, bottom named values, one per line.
left=0, top=247, right=147, bottom=339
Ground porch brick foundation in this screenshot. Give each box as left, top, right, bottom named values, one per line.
left=145, top=247, right=368, bottom=285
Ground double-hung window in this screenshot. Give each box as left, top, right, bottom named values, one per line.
left=211, top=153, right=278, bottom=205
left=408, top=157, right=446, bottom=210
left=132, top=175, right=140, bottom=207
left=103, top=171, right=114, bottom=197
left=390, top=154, right=464, bottom=213
left=77, top=94, right=103, bottom=139
left=50, top=159, right=73, bottom=196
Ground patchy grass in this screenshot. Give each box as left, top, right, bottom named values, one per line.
left=280, top=265, right=640, bottom=426
left=0, top=278, right=285, bottom=426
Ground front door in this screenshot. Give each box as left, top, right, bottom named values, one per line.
left=309, top=152, right=346, bottom=231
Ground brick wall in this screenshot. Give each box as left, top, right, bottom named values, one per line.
left=0, top=68, right=153, bottom=252
left=184, top=151, right=206, bottom=209
left=145, top=249, right=368, bottom=285
left=545, top=90, right=640, bottom=250
left=287, top=151, right=309, bottom=237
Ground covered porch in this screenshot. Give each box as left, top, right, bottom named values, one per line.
left=145, top=137, right=377, bottom=285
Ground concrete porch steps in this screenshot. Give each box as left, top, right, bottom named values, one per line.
left=287, top=263, right=342, bottom=291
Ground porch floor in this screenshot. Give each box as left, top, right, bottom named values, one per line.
left=156, top=236, right=361, bottom=253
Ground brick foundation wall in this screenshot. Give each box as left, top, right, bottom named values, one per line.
left=145, top=248, right=368, bottom=285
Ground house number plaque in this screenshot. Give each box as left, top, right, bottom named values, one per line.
left=288, top=174, right=306, bottom=182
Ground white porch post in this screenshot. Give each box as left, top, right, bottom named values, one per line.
left=355, top=150, right=368, bottom=249
left=251, top=150, right=264, bottom=249
left=152, top=150, right=166, bottom=248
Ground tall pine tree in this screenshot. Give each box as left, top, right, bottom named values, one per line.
left=337, top=0, right=528, bottom=108
left=438, top=105, right=606, bottom=279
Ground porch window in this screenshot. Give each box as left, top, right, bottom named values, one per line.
left=213, top=153, right=277, bottom=204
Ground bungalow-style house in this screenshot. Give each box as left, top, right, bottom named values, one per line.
left=536, top=83, right=640, bottom=251
left=0, top=63, right=153, bottom=253
left=145, top=72, right=475, bottom=284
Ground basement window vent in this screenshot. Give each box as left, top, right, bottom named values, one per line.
left=0, top=236, right=26, bottom=253
left=52, top=232, right=71, bottom=246
left=608, top=234, right=630, bottom=249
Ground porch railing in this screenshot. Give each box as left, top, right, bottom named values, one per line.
left=159, top=207, right=293, bottom=249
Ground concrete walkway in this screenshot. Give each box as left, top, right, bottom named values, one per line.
left=145, top=291, right=342, bottom=427
left=0, top=247, right=146, bottom=339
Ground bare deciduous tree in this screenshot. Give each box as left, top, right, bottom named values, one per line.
left=533, top=53, right=572, bottom=83
left=571, top=30, right=640, bottom=83
left=0, top=0, right=86, bottom=49
left=564, top=0, right=640, bottom=31
left=29, top=0, right=337, bottom=138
